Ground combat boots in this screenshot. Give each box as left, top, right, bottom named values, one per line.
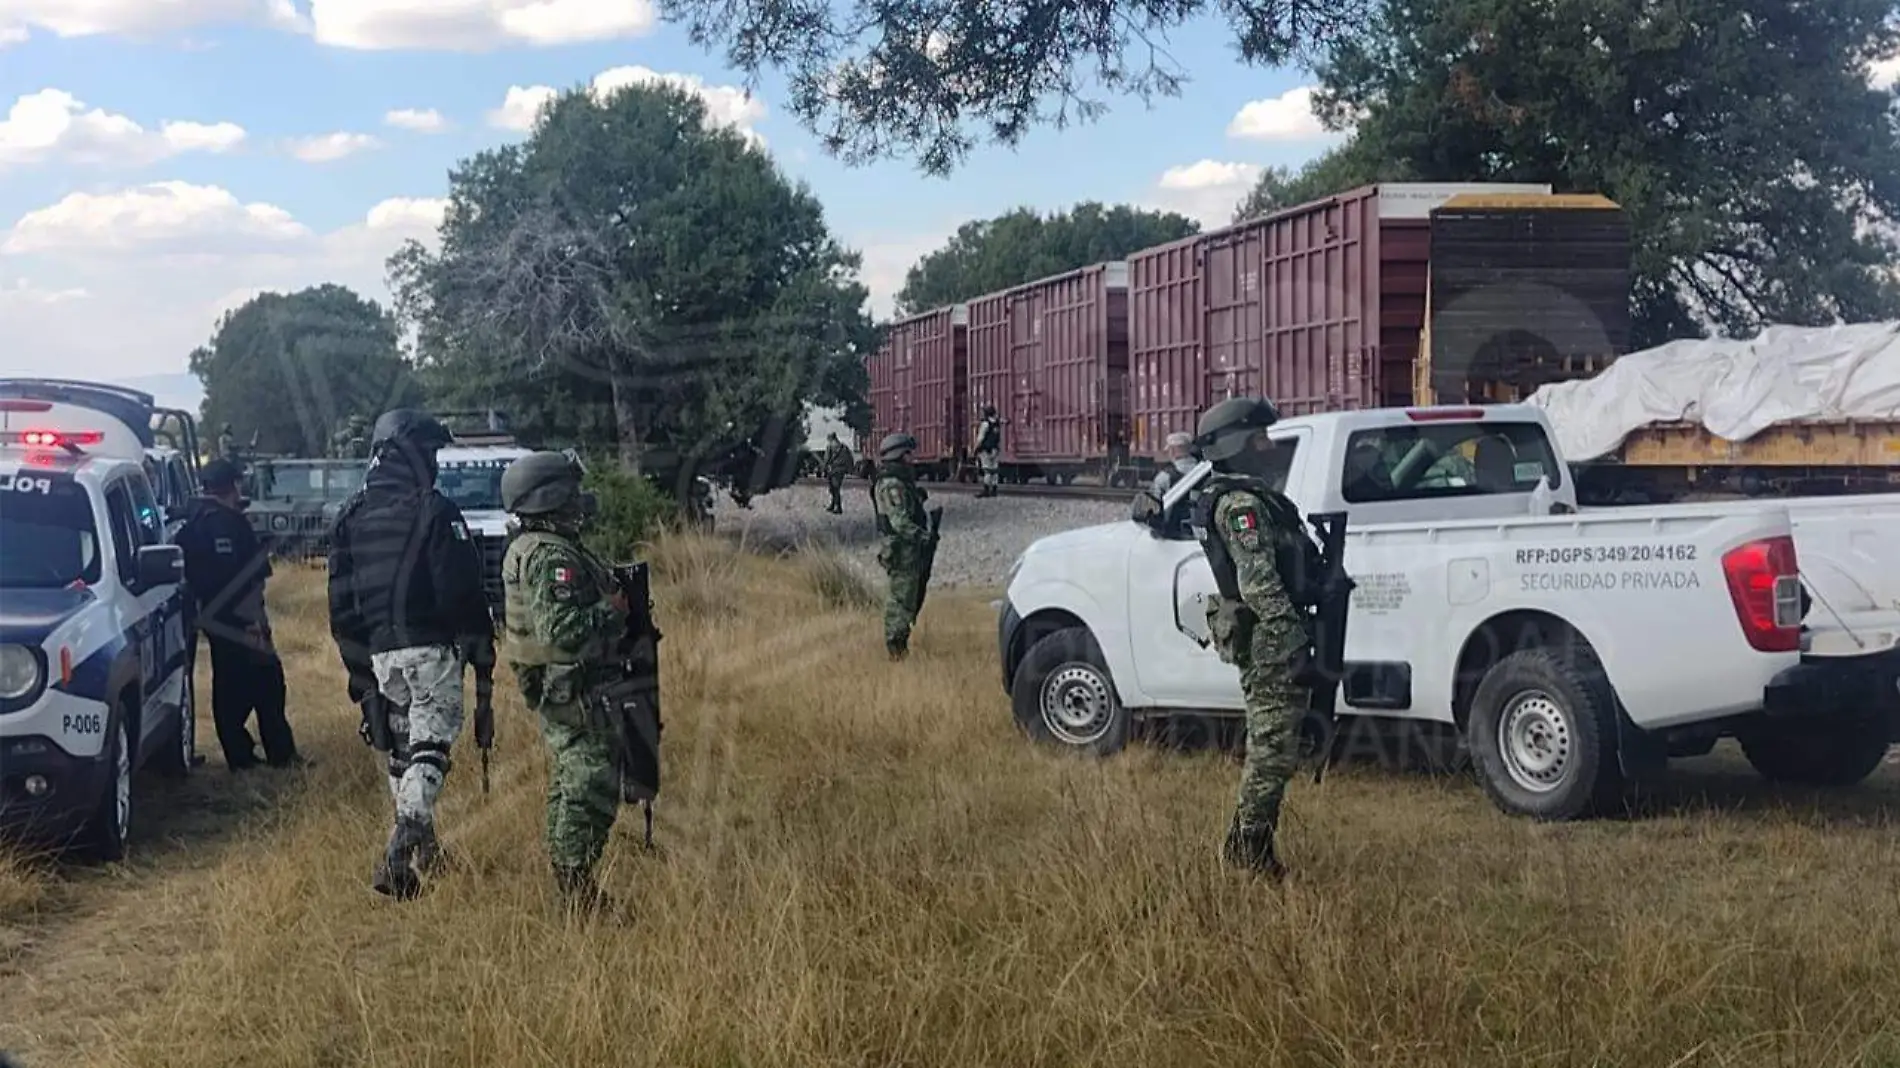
left=554, top=866, right=623, bottom=919
left=887, top=637, right=909, bottom=661
left=1221, top=817, right=1287, bottom=881
left=371, top=816, right=433, bottom=899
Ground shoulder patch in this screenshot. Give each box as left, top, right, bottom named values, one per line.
left=451, top=520, right=469, bottom=540
left=1228, top=511, right=1256, bottom=532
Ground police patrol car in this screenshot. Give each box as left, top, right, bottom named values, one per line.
left=0, top=385, right=197, bottom=861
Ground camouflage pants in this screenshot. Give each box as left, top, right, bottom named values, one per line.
left=880, top=542, right=928, bottom=646
left=1231, top=616, right=1309, bottom=837
left=371, top=645, right=464, bottom=829
left=537, top=706, right=620, bottom=877
left=978, top=449, right=999, bottom=488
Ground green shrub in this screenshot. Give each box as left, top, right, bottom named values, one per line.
left=581, top=462, right=676, bottom=562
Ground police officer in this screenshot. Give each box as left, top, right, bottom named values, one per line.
left=326, top=409, right=494, bottom=899
left=174, top=458, right=300, bottom=771
left=497, top=452, right=629, bottom=911
left=870, top=432, right=936, bottom=660
left=1189, top=396, right=1319, bottom=880
left=974, top=404, right=1002, bottom=497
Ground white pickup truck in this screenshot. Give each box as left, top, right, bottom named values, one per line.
left=998, top=404, right=1898, bottom=820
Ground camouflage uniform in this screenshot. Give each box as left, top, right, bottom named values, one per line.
left=871, top=435, right=935, bottom=658
left=823, top=436, right=852, bottom=514
left=1190, top=395, right=1318, bottom=879
left=974, top=407, right=1002, bottom=497
left=371, top=646, right=465, bottom=821
left=498, top=451, right=630, bottom=907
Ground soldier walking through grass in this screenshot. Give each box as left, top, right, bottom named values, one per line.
left=871, top=432, right=939, bottom=660
left=822, top=432, right=852, bottom=514
left=1189, top=396, right=1319, bottom=881
left=326, top=409, right=494, bottom=899
left=498, top=451, right=630, bottom=913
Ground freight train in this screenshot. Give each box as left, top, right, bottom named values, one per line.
left=865, top=182, right=1634, bottom=486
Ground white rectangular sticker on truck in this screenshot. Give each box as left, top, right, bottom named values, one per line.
left=1515, top=543, right=1705, bottom=593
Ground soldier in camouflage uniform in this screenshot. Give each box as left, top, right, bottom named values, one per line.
left=822, top=432, right=852, bottom=514
left=498, top=451, right=629, bottom=911
left=332, top=414, right=369, bottom=459
left=1190, top=396, right=1321, bottom=881
left=870, top=432, right=936, bottom=660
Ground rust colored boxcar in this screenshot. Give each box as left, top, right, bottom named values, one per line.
left=865, top=304, right=968, bottom=478
left=1125, top=182, right=1551, bottom=463
left=965, top=262, right=1130, bottom=483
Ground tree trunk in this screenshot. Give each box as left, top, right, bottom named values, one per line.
left=608, top=356, right=644, bottom=474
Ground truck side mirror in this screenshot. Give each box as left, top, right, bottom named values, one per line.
left=136, top=544, right=185, bottom=589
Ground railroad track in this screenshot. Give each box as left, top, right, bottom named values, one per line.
left=792, top=477, right=1136, bottom=503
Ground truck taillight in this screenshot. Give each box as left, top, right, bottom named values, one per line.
left=1721, top=535, right=1801, bottom=652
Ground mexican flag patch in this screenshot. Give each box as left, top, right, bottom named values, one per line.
left=554, top=566, right=573, bottom=583
left=1229, top=512, right=1257, bottom=532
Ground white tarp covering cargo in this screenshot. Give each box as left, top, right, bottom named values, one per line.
left=1524, top=321, right=1900, bottom=461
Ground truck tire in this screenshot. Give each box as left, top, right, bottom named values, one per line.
left=80, top=711, right=134, bottom=863
left=1739, top=706, right=1891, bottom=787
left=1466, top=647, right=1623, bottom=820
left=153, top=670, right=197, bottom=778
left=1011, top=627, right=1131, bottom=757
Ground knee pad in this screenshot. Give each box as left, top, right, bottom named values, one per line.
left=410, top=739, right=452, bottom=779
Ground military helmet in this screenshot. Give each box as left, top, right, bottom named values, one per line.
left=371, top=408, right=453, bottom=453
left=982, top=404, right=997, bottom=417
left=1194, top=396, right=1281, bottom=463
left=879, top=432, right=918, bottom=460
left=499, top=451, right=584, bottom=515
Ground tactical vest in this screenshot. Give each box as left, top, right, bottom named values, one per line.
left=500, top=528, right=613, bottom=666
left=871, top=466, right=926, bottom=537
left=977, top=419, right=1001, bottom=452
left=1190, top=473, right=1324, bottom=609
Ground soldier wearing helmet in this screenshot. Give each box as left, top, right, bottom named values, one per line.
left=496, top=451, right=630, bottom=912
left=1189, top=396, right=1322, bottom=881
left=870, top=431, right=936, bottom=659
left=326, top=408, right=494, bottom=899
left=973, top=403, right=1003, bottom=498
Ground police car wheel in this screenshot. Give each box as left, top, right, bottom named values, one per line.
left=1011, top=627, right=1130, bottom=756
left=81, top=715, right=134, bottom=863
left=154, top=671, right=196, bottom=777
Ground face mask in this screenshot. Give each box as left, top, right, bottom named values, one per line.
left=1173, top=456, right=1196, bottom=474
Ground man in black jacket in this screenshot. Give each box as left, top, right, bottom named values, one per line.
left=174, top=457, right=300, bottom=771
left=327, top=409, right=495, bottom=899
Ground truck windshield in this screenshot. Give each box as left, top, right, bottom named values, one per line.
left=437, top=464, right=505, bottom=511
left=1341, top=420, right=1563, bottom=503
left=0, top=474, right=103, bottom=587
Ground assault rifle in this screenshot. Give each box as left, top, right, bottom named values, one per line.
left=914, top=505, right=944, bottom=614
left=1301, top=511, right=1355, bottom=784
left=471, top=632, right=496, bottom=795
left=590, top=560, right=665, bottom=848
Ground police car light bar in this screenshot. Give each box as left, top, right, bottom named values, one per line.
left=0, top=399, right=53, bottom=413
left=3, top=429, right=104, bottom=447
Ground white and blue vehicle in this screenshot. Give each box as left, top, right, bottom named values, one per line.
left=0, top=387, right=197, bottom=861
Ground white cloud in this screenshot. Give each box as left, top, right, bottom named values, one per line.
left=384, top=107, right=447, bottom=132
left=2, top=181, right=309, bottom=256
left=1227, top=86, right=1329, bottom=142
left=306, top=0, right=655, bottom=50
left=488, top=65, right=767, bottom=147
left=1146, top=160, right=1264, bottom=228
left=287, top=131, right=380, bottom=162
left=0, top=24, right=26, bottom=45
left=1874, top=53, right=1899, bottom=90
left=0, top=89, right=246, bottom=170
left=846, top=226, right=954, bottom=321
left=0, top=0, right=273, bottom=38
left=0, top=186, right=449, bottom=381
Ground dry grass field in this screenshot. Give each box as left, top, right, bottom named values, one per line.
left=4, top=531, right=1900, bottom=1067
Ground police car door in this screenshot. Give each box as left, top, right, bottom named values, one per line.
left=104, top=478, right=177, bottom=756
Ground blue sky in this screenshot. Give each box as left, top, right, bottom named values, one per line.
left=0, top=0, right=1347, bottom=407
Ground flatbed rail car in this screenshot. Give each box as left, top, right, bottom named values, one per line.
left=1570, top=419, right=1900, bottom=504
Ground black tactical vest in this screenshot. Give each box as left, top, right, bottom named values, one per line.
left=1191, top=473, right=1324, bottom=609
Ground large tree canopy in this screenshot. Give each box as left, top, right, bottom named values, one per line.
left=657, top=0, right=1377, bottom=173
left=1231, top=141, right=1411, bottom=222
left=896, top=202, right=1198, bottom=315
left=389, top=80, right=874, bottom=488
left=190, top=284, right=421, bottom=457
left=1312, top=0, right=1900, bottom=346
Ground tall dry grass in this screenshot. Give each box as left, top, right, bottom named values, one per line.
left=4, top=530, right=1900, bottom=1067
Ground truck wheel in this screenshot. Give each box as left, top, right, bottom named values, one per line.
left=1467, top=647, right=1623, bottom=820
left=1011, top=627, right=1131, bottom=756
left=1738, top=706, right=1891, bottom=787
left=81, top=713, right=134, bottom=863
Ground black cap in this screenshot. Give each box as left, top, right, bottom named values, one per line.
left=200, top=457, right=241, bottom=490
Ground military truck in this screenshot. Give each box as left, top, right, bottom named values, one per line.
left=242, top=456, right=367, bottom=560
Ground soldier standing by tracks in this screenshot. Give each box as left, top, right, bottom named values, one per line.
left=822, top=432, right=852, bottom=514
left=497, top=451, right=632, bottom=913
left=1189, top=396, right=1326, bottom=881
left=326, top=409, right=494, bottom=900
left=974, top=405, right=1002, bottom=498
left=870, top=432, right=940, bottom=660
